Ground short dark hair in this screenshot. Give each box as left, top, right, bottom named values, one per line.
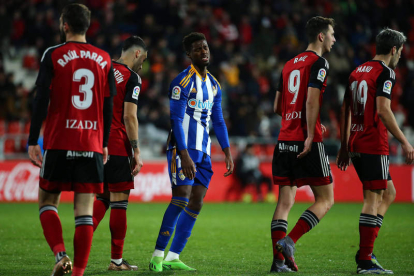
left=122, top=36, right=147, bottom=52
left=376, top=28, right=407, bottom=55
left=183, top=32, right=206, bottom=53
left=61, top=4, right=91, bottom=35
left=306, top=16, right=335, bottom=43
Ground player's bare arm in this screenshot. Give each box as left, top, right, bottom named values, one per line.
left=179, top=149, right=196, bottom=180
left=273, top=91, right=282, bottom=116
left=337, top=93, right=352, bottom=171
left=297, top=87, right=321, bottom=159
left=124, top=101, right=143, bottom=176
left=377, top=96, right=414, bottom=164
left=223, top=147, right=234, bottom=177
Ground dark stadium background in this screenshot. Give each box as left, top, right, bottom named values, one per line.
left=1, top=0, right=413, bottom=162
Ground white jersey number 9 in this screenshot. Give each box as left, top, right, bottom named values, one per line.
left=72, top=68, right=94, bottom=110
left=288, top=70, right=300, bottom=104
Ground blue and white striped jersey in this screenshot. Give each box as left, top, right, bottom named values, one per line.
left=167, top=64, right=230, bottom=155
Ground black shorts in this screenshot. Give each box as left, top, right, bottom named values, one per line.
left=40, top=149, right=103, bottom=193
left=104, top=155, right=134, bottom=192
left=350, top=152, right=391, bottom=190
left=272, top=141, right=332, bottom=187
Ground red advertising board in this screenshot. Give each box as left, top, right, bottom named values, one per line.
left=0, top=161, right=413, bottom=202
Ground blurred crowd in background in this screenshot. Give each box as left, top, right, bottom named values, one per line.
left=1, top=0, right=414, bottom=161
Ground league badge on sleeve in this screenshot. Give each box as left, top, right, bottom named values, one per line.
left=132, top=86, right=140, bottom=100
left=383, top=80, right=392, bottom=94
left=317, top=68, right=327, bottom=82
left=172, top=86, right=181, bottom=100
left=178, top=170, right=186, bottom=180
left=212, top=85, right=218, bottom=96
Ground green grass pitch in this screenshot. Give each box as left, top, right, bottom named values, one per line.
left=0, top=203, right=413, bottom=275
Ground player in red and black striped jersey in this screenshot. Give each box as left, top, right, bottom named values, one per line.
left=92, top=36, right=147, bottom=271
left=27, top=4, right=116, bottom=276
left=270, top=16, right=336, bottom=273
left=337, top=28, right=414, bottom=274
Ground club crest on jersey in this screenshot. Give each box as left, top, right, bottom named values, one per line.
left=317, top=68, right=326, bottom=82
left=178, top=170, right=185, bottom=180
left=383, top=80, right=392, bottom=94
left=172, top=86, right=181, bottom=100
left=132, top=86, right=140, bottom=100
left=188, top=98, right=214, bottom=110
left=212, top=85, right=218, bottom=96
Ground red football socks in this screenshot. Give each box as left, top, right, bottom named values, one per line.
left=92, top=197, right=109, bottom=231
left=39, top=206, right=66, bottom=255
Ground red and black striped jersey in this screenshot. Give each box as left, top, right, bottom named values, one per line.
left=35, top=41, right=116, bottom=153
left=277, top=51, right=329, bottom=142
left=107, top=61, right=141, bottom=156
left=346, top=60, right=396, bottom=155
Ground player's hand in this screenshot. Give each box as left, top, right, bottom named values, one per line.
left=401, top=143, right=414, bottom=165
left=131, top=149, right=143, bottom=176
left=224, top=154, right=234, bottom=177
left=180, top=150, right=196, bottom=180
left=297, top=137, right=313, bottom=159
left=103, top=147, right=108, bottom=165
left=336, top=147, right=350, bottom=171
left=321, top=124, right=327, bottom=135
left=28, top=145, right=43, bottom=168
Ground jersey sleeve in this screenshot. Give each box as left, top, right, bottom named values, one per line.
left=211, top=85, right=230, bottom=150
left=169, top=77, right=190, bottom=151
left=124, top=71, right=141, bottom=105
left=308, top=57, right=329, bottom=89
left=28, top=48, right=54, bottom=145
left=277, top=71, right=283, bottom=92
left=376, top=68, right=396, bottom=99
left=106, top=62, right=117, bottom=97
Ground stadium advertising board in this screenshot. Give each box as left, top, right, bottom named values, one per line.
left=0, top=161, right=413, bottom=202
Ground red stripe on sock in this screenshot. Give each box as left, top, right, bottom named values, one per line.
left=39, top=210, right=65, bottom=255
left=288, top=219, right=310, bottom=243
left=110, top=208, right=127, bottom=259
left=271, top=230, right=286, bottom=260
left=359, top=225, right=377, bottom=261
left=73, top=225, right=93, bottom=272
left=92, top=199, right=109, bottom=231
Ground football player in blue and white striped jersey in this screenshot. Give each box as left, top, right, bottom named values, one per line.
left=149, top=32, right=234, bottom=272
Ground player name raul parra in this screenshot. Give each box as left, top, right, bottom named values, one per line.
left=57, top=50, right=108, bottom=69
left=279, top=143, right=299, bottom=152
left=66, top=119, right=97, bottom=130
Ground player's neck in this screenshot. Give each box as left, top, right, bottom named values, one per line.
left=306, top=44, right=323, bottom=57
left=65, top=33, right=86, bottom=43
left=372, top=55, right=391, bottom=67
left=117, top=57, right=132, bottom=69
left=192, top=64, right=207, bottom=79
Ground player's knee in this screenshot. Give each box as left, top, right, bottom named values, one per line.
left=277, top=197, right=295, bottom=211
left=187, top=200, right=203, bottom=212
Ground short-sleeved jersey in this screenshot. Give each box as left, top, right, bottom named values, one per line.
left=277, top=51, right=329, bottom=142
left=167, top=64, right=229, bottom=155
left=346, top=60, right=396, bottom=155
left=37, top=42, right=116, bottom=153
left=107, top=61, right=141, bottom=156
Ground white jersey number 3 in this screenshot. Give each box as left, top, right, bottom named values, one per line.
left=288, top=70, right=300, bottom=104
left=72, top=68, right=94, bottom=110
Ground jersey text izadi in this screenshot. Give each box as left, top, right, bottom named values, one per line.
left=66, top=119, right=97, bottom=130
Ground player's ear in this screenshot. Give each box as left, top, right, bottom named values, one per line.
left=135, top=49, right=141, bottom=59
left=318, top=32, right=324, bottom=42
left=391, top=46, right=397, bottom=56
left=63, top=22, right=70, bottom=33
